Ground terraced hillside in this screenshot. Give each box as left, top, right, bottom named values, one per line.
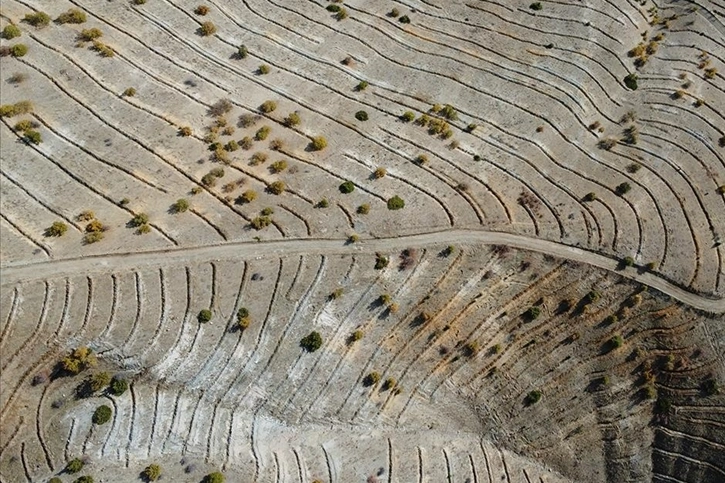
left=1, top=0, right=724, bottom=482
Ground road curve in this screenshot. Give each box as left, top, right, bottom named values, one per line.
left=2, top=229, right=723, bottom=313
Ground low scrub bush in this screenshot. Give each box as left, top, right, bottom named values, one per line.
left=357, top=203, right=370, bottom=214
left=400, top=111, right=415, bottom=122
left=129, top=212, right=149, bottom=227
left=66, top=458, right=84, bottom=473
left=270, top=160, right=287, bottom=173
left=529, top=2, right=543, bottom=10
left=363, top=372, right=381, bottom=386
left=355, top=110, right=369, bottom=121
left=373, top=167, right=387, bottom=178
left=172, top=198, right=189, bottom=213
left=61, top=347, right=96, bottom=374
left=92, top=405, right=112, bottom=424
left=258, top=64, right=270, bottom=75
left=525, top=389, right=542, bottom=405
left=203, top=473, right=225, bottom=483
left=339, top=180, right=355, bottom=193
left=399, top=15, right=410, bottom=23
left=300, top=331, right=323, bottom=352
left=91, top=41, right=114, bottom=57
left=45, top=221, right=68, bottom=237
left=194, top=5, right=210, bottom=15
left=283, top=112, right=301, bottom=127
left=10, top=44, right=28, bottom=58
left=310, top=136, right=327, bottom=151
left=199, top=21, right=216, bottom=36
left=374, top=253, right=389, bottom=269
left=255, top=126, right=270, bottom=141
left=524, top=306, right=541, bottom=321
left=2, top=24, right=21, bottom=39
left=142, top=464, right=162, bottom=481
left=209, top=98, right=233, bottom=117
left=110, top=376, right=128, bottom=396
left=198, top=309, right=212, bottom=323
left=583, top=192, right=597, bottom=202
left=266, top=181, right=285, bottom=195
left=89, top=372, right=110, bottom=392
left=387, top=195, right=405, bottom=210
left=24, top=12, right=50, bottom=28
left=624, top=73, right=638, bottom=90
left=237, top=44, right=248, bottom=58
left=237, top=190, right=257, bottom=203
left=250, top=216, right=272, bottom=230
left=259, top=100, right=277, bottom=113
left=615, top=182, right=632, bottom=195
left=79, top=28, right=103, bottom=41
left=56, top=9, right=87, bottom=24
left=355, top=80, right=368, bottom=91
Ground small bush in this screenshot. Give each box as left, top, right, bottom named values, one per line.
left=283, top=112, right=301, bottom=127
left=259, top=100, right=277, bottom=113
left=79, top=28, right=103, bottom=41
left=209, top=98, right=233, bottom=117
left=374, top=253, right=389, bottom=269
left=198, top=309, right=212, bottom=323
left=133, top=0, right=147, bottom=4
left=622, top=256, right=635, bottom=267
left=194, top=5, right=210, bottom=15
left=624, top=73, right=638, bottom=90
left=267, top=181, right=285, bottom=195
left=24, top=12, right=51, bottom=28
left=83, top=232, right=104, bottom=244
left=330, top=288, right=343, bottom=299
left=400, top=111, right=415, bottom=122
left=583, top=192, right=597, bottom=202
left=326, top=4, right=342, bottom=12
left=110, top=376, right=128, bottom=396
left=373, top=167, right=387, bottom=179
left=399, top=15, right=410, bottom=24
left=598, top=138, right=617, bottom=150
left=237, top=44, right=248, bottom=58
left=310, top=136, right=327, bottom=151
left=525, top=390, right=542, bottom=405
left=172, top=198, right=189, bottom=213
left=7, top=72, right=28, bottom=84
left=2, top=24, right=21, bottom=39
left=50, top=478, right=62, bottom=483
left=89, top=372, right=110, bottom=392
left=250, top=216, right=272, bottom=230
left=316, top=198, right=329, bottom=208
left=363, top=372, right=381, bottom=387
left=203, top=472, right=225, bottom=483
left=388, top=8, right=400, bottom=17
left=355, top=110, right=369, bottom=121
left=23, top=129, right=41, bottom=144
left=413, top=154, right=428, bottom=166
left=45, top=221, right=68, bottom=237
left=92, top=405, right=112, bottom=425
left=129, top=212, right=149, bottom=227
left=258, top=64, right=270, bottom=75
left=300, top=331, right=323, bottom=352
left=524, top=306, right=541, bottom=321
left=91, top=41, right=114, bottom=57
left=255, top=126, right=270, bottom=141
left=123, top=87, right=136, bottom=97
left=610, top=335, right=623, bottom=349
left=357, top=203, right=370, bottom=214
left=350, top=330, right=363, bottom=342
left=10, top=44, right=28, bottom=58
left=143, top=464, right=162, bottom=481
left=339, top=180, right=355, bottom=194
left=355, top=81, right=368, bottom=91
left=238, top=190, right=257, bottom=203
left=387, top=195, right=405, bottom=210
left=615, top=182, right=631, bottom=195
left=56, top=9, right=87, bottom=24
left=67, top=458, right=84, bottom=473
left=179, top=126, right=192, bottom=137
left=199, top=21, right=217, bottom=36
left=74, top=477, right=94, bottom=483
left=702, top=378, right=719, bottom=396
left=529, top=2, right=543, bottom=10
left=336, top=8, right=348, bottom=20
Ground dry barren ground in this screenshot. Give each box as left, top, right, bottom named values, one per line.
left=1, top=0, right=724, bottom=482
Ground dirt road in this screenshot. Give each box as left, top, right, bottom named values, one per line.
left=2, top=229, right=723, bottom=312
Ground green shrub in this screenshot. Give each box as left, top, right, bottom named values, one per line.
left=173, top=198, right=189, bottom=213
left=326, top=4, right=341, bottom=12
left=92, top=405, right=112, bottom=425
left=310, top=136, right=327, bottom=151
left=2, top=24, right=21, bottom=39
left=400, top=111, right=415, bottom=122
left=373, top=167, right=387, bottom=178
left=259, top=100, right=277, bottom=113
left=0, top=100, right=32, bottom=117
left=129, top=212, right=149, bottom=227
left=270, top=160, right=287, bottom=173
left=624, top=73, right=638, bottom=90
left=91, top=41, right=114, bottom=57
left=238, top=190, right=257, bottom=203
left=49, top=478, right=62, bottom=483
left=622, top=256, right=635, bottom=267
left=300, top=331, right=323, bottom=352
left=399, top=15, right=410, bottom=23
left=529, top=2, right=543, bottom=10
left=199, top=21, right=216, bottom=36
left=56, top=9, right=87, bottom=24
left=610, top=335, right=623, bottom=349
left=524, top=306, right=541, bottom=321
left=142, top=463, right=162, bottom=481
left=23, top=129, right=41, bottom=144
left=374, top=253, right=389, bottom=269
left=316, top=198, right=329, bottom=208
left=339, top=180, right=355, bottom=193
left=203, top=473, right=225, bottom=483
left=583, top=192, right=597, bottom=202
left=73, top=477, right=94, bottom=483
left=387, top=195, right=405, bottom=210
left=24, top=12, right=50, bottom=28
left=525, top=389, right=542, bottom=405
left=585, top=290, right=600, bottom=303
left=258, top=64, right=270, bottom=75
left=266, top=181, right=285, bottom=195
left=45, top=221, right=68, bottom=237
left=702, top=378, right=719, bottom=396
left=355, top=110, right=369, bottom=121
left=350, top=330, right=363, bottom=342
left=439, top=104, right=458, bottom=121
left=110, top=376, right=128, bottom=396
left=133, top=0, right=147, bottom=4
left=336, top=8, right=348, bottom=20
left=363, top=372, right=381, bottom=387
left=388, top=8, right=400, bottom=17
left=194, top=5, right=210, bottom=15
left=10, top=44, right=28, bottom=58
left=66, top=458, right=84, bottom=473
left=355, top=81, right=368, bottom=91
left=122, top=87, right=136, bottom=97
left=237, top=44, right=248, bottom=58
left=615, top=182, right=631, bottom=195
left=79, top=28, right=103, bottom=41
left=84, top=231, right=105, bottom=244
left=283, top=112, right=301, bottom=127
left=260, top=207, right=274, bottom=216
left=250, top=216, right=272, bottom=230
left=255, top=126, right=270, bottom=141
left=89, top=372, right=110, bottom=392
left=198, top=309, right=212, bottom=323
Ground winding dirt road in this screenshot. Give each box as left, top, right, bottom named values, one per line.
left=2, top=229, right=723, bottom=312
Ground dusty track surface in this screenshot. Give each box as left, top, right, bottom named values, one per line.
left=3, top=229, right=725, bottom=312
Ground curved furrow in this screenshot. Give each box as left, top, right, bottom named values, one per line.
left=0, top=280, right=51, bottom=374
left=0, top=286, right=20, bottom=358
left=95, top=272, right=137, bottom=357
left=0, top=171, right=83, bottom=233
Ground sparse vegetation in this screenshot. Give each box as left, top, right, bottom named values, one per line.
left=339, top=180, right=355, bottom=193
left=387, top=195, right=405, bottom=210
left=259, top=100, right=277, bottom=113
left=203, top=472, right=225, bottom=483
left=283, top=112, right=301, bottom=127
left=194, top=5, right=210, bottom=15
left=67, top=458, right=85, bottom=473
left=198, top=309, right=212, bottom=323
left=525, top=389, right=542, bottom=404
left=45, top=221, right=68, bottom=237
left=2, top=24, right=21, bottom=39
left=142, top=464, right=162, bottom=481
left=355, top=110, right=369, bottom=121
left=56, top=9, right=87, bottom=24
left=92, top=404, right=112, bottom=425
left=199, top=21, right=217, bottom=36
left=300, top=331, right=323, bottom=352
left=310, top=136, right=327, bottom=151
left=24, top=12, right=51, bottom=28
